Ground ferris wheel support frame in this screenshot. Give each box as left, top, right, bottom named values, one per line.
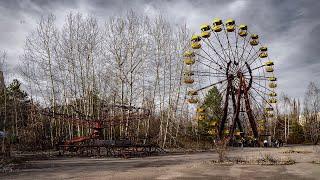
left=218, top=61, right=259, bottom=140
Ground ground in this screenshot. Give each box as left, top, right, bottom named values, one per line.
left=1, top=145, right=320, bottom=180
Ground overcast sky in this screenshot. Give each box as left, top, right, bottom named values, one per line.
left=0, top=0, right=319, bottom=100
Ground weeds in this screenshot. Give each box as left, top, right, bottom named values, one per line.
left=282, top=148, right=312, bottom=154
left=214, top=137, right=230, bottom=163
left=211, top=153, right=296, bottom=165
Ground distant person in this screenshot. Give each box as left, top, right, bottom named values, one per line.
left=275, top=140, right=279, bottom=148
left=263, top=139, right=268, bottom=147
left=241, top=137, right=244, bottom=149
left=279, top=139, right=283, bottom=147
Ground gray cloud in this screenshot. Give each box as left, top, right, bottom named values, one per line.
left=0, top=0, right=319, bottom=99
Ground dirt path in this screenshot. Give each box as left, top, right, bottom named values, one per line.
left=1, top=146, right=320, bottom=180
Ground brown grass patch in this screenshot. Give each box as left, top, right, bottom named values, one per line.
left=210, top=153, right=296, bottom=165
left=282, top=149, right=312, bottom=154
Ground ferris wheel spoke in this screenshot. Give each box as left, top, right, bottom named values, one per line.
left=247, top=92, right=269, bottom=116
left=250, top=77, right=268, bottom=81
left=194, top=65, right=207, bottom=98
left=238, top=35, right=251, bottom=68
left=215, top=81, right=228, bottom=99
left=196, top=74, right=226, bottom=78
left=250, top=86, right=274, bottom=107
left=239, top=50, right=261, bottom=73
left=213, top=32, right=233, bottom=63
left=195, top=57, right=225, bottom=74
left=194, top=71, right=226, bottom=76
left=248, top=93, right=263, bottom=109
left=249, top=84, right=270, bottom=97
left=257, top=58, right=268, bottom=98
left=203, top=38, right=229, bottom=65
left=244, top=75, right=269, bottom=79
left=234, top=29, right=241, bottom=61
left=247, top=51, right=261, bottom=67
left=218, top=81, right=228, bottom=91
left=215, top=30, right=239, bottom=73
left=197, top=49, right=226, bottom=70
left=238, top=46, right=253, bottom=69
left=195, top=79, right=228, bottom=92
left=250, top=80, right=275, bottom=93
left=220, top=85, right=229, bottom=102
left=243, top=64, right=265, bottom=74
left=222, top=26, right=238, bottom=63
left=246, top=45, right=260, bottom=60
left=249, top=92, right=272, bottom=110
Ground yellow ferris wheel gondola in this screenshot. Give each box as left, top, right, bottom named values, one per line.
left=188, top=90, right=198, bottom=96
left=264, top=61, right=274, bottom=66
left=225, top=18, right=235, bottom=32
left=200, top=24, right=211, bottom=38
left=197, top=113, right=206, bottom=121
left=191, top=35, right=201, bottom=42
left=196, top=107, right=205, bottom=113
left=188, top=97, right=199, bottom=104
left=266, top=113, right=274, bottom=118
left=191, top=42, right=201, bottom=49
left=191, top=35, right=202, bottom=49
left=200, top=24, right=211, bottom=31
left=269, top=82, right=277, bottom=88
left=265, top=107, right=274, bottom=112
left=268, top=76, right=277, bottom=81
left=212, top=18, right=223, bottom=32
left=265, top=66, right=274, bottom=72
left=224, top=130, right=230, bottom=135
left=250, top=34, right=259, bottom=46
left=238, top=24, right=248, bottom=37
left=183, top=50, right=195, bottom=57
left=201, top=31, right=210, bottom=38
left=208, top=129, right=218, bottom=135
left=235, top=130, right=241, bottom=136
left=269, top=92, right=277, bottom=97
left=184, top=57, right=195, bottom=65
left=268, top=98, right=277, bottom=104
left=259, top=46, right=268, bottom=58
left=210, top=120, right=218, bottom=127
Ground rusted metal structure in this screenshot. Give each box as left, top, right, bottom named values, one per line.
left=41, top=105, right=165, bottom=158
left=184, top=18, right=278, bottom=142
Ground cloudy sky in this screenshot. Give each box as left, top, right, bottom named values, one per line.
left=0, top=0, right=319, bottom=99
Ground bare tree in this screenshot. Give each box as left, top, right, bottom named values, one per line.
left=17, top=11, right=192, bottom=149
left=0, top=51, right=7, bottom=154
left=304, top=82, right=320, bottom=145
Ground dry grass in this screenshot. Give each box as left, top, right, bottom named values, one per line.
left=312, top=160, right=320, bottom=164
left=211, top=153, right=296, bottom=165
left=313, top=145, right=320, bottom=154
left=282, top=148, right=312, bottom=154
left=256, top=153, right=296, bottom=165
left=214, top=138, right=230, bottom=163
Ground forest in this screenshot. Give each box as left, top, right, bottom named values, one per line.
left=0, top=11, right=319, bottom=156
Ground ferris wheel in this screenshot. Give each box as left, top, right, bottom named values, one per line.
left=183, top=18, right=277, bottom=139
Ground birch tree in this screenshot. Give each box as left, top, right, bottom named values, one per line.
left=304, top=82, right=320, bottom=144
